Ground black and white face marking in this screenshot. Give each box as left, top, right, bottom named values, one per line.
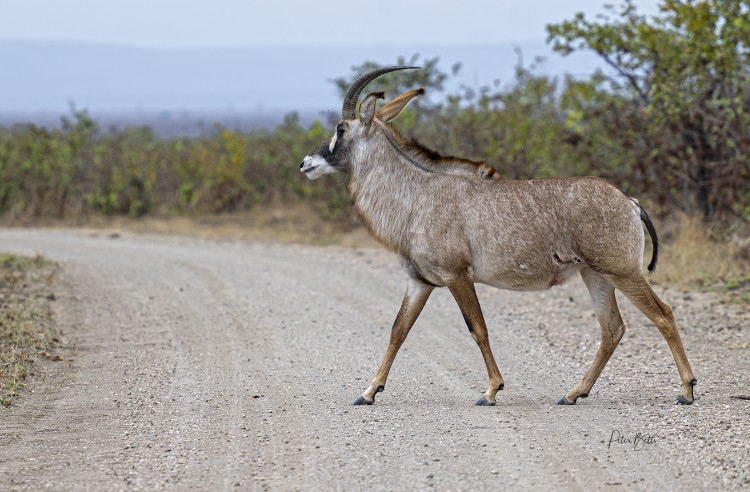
left=328, top=133, right=337, bottom=153
left=299, top=140, right=336, bottom=180
left=299, top=123, right=348, bottom=180
left=329, top=123, right=345, bottom=153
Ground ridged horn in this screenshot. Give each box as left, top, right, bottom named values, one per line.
left=341, top=66, right=419, bottom=120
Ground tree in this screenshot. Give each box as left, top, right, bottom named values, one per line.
left=547, top=0, right=750, bottom=219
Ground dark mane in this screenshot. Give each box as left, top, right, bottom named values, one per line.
left=378, top=122, right=499, bottom=180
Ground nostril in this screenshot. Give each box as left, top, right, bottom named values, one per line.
left=299, top=161, right=304, bottom=169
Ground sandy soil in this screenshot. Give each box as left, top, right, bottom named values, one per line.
left=0, top=228, right=748, bottom=491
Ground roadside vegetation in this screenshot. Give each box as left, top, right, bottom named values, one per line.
left=0, top=0, right=748, bottom=301
left=0, top=254, right=59, bottom=405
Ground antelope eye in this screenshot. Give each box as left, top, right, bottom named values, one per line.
left=336, top=126, right=345, bottom=136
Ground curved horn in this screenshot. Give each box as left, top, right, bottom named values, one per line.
left=341, top=66, right=419, bottom=120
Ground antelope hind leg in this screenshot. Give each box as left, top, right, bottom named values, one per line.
left=613, top=274, right=697, bottom=405
left=354, top=278, right=434, bottom=405
left=558, top=269, right=625, bottom=405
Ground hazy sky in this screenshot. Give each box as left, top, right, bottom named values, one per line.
left=1, top=0, right=665, bottom=115
left=1, top=0, right=662, bottom=48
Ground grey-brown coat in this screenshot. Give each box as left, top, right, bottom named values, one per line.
left=300, top=66, right=696, bottom=407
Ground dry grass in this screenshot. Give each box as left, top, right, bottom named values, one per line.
left=2, top=204, right=381, bottom=249
left=0, top=254, right=59, bottom=405
left=650, top=214, right=750, bottom=305
left=104, top=206, right=377, bottom=247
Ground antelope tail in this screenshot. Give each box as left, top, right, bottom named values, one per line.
left=640, top=207, right=659, bottom=273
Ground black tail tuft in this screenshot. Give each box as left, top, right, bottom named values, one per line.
left=640, top=207, right=659, bottom=273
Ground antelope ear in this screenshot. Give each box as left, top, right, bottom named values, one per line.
left=359, top=91, right=385, bottom=127
left=376, top=88, right=425, bottom=123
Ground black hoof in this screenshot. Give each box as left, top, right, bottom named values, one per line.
left=557, top=397, right=576, bottom=405
left=474, top=398, right=496, bottom=406
left=353, top=396, right=374, bottom=406
left=677, top=396, right=694, bottom=405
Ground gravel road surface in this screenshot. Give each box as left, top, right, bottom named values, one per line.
left=1, top=228, right=748, bottom=491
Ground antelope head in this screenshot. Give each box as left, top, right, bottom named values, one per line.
left=299, top=66, right=420, bottom=179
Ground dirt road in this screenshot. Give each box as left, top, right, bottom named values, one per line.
left=0, top=229, right=748, bottom=490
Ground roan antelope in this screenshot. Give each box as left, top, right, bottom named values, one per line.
left=300, top=66, right=696, bottom=406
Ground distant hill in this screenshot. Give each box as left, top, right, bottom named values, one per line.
left=0, top=41, right=604, bottom=131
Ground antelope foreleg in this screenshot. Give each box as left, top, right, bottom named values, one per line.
left=447, top=277, right=504, bottom=406
left=354, top=278, right=433, bottom=405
